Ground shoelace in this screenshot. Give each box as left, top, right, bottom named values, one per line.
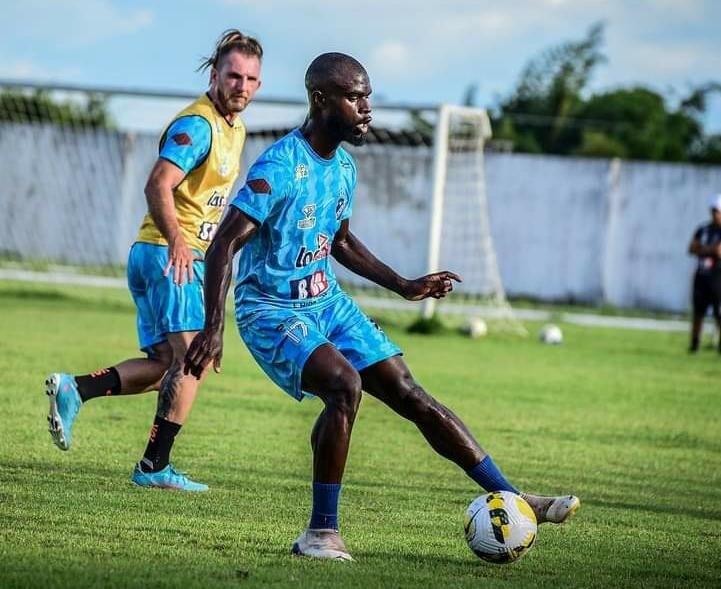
left=168, top=466, right=191, bottom=481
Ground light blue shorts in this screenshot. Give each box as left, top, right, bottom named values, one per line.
left=236, top=293, right=402, bottom=401
left=127, top=242, right=205, bottom=353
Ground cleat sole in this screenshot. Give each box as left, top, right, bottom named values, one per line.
left=46, top=373, right=69, bottom=451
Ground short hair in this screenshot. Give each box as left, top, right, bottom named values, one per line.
left=198, top=29, right=263, bottom=73
left=304, top=52, right=366, bottom=94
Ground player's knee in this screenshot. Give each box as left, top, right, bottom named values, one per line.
left=156, top=349, right=174, bottom=370
left=167, top=331, right=197, bottom=360
left=148, top=344, right=173, bottom=371
left=325, top=366, right=362, bottom=416
left=395, top=372, right=434, bottom=419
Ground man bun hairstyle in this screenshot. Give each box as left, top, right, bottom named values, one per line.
left=198, top=29, right=263, bottom=74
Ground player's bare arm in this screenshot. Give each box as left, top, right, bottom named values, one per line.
left=331, top=220, right=462, bottom=300
left=144, top=159, right=198, bottom=285
left=184, top=206, right=258, bottom=379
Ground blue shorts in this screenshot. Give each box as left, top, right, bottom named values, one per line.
left=127, top=242, right=205, bottom=353
left=236, top=294, right=402, bottom=401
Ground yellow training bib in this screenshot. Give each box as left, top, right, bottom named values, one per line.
left=136, top=93, right=246, bottom=253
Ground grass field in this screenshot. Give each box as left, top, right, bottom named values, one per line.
left=1, top=280, right=720, bottom=589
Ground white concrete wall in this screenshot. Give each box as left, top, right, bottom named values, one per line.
left=484, top=153, right=721, bottom=311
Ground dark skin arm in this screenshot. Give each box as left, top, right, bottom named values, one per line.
left=184, top=207, right=258, bottom=378
left=331, top=219, right=461, bottom=300
left=689, top=238, right=721, bottom=257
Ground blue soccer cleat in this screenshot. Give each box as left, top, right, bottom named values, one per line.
left=131, top=463, right=209, bottom=492
left=46, top=372, right=82, bottom=451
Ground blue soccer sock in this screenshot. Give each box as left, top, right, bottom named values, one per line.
left=309, top=482, right=341, bottom=530
left=466, top=455, right=519, bottom=493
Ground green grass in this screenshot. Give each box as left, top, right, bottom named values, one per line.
left=1, top=280, right=720, bottom=588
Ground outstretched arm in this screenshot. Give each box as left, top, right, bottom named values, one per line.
left=184, top=207, right=258, bottom=378
left=331, top=220, right=461, bottom=300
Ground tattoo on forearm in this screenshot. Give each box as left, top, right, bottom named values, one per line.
left=156, top=361, right=183, bottom=418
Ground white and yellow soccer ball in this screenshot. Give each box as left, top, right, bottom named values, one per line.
left=539, top=323, right=563, bottom=345
left=464, top=491, right=537, bottom=564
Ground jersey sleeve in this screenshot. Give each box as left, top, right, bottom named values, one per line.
left=158, top=115, right=212, bottom=174
left=693, top=225, right=703, bottom=241
left=230, top=157, right=291, bottom=224
left=339, top=154, right=357, bottom=222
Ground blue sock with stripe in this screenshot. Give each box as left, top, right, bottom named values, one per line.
left=466, top=455, right=519, bottom=493
left=309, top=482, right=341, bottom=530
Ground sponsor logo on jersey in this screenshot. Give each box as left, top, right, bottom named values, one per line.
left=290, top=270, right=329, bottom=299
left=197, top=221, right=219, bottom=242
left=295, top=234, right=330, bottom=268
left=207, top=191, right=226, bottom=208
left=297, top=204, right=316, bottom=230
left=295, top=164, right=309, bottom=181
left=172, top=132, right=192, bottom=146
left=336, top=191, right=347, bottom=220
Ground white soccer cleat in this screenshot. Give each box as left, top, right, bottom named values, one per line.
left=291, top=528, right=353, bottom=561
left=521, top=493, right=580, bottom=524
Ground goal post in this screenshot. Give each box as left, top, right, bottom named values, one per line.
left=423, top=104, right=525, bottom=334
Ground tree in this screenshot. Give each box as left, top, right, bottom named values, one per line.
left=0, top=89, right=113, bottom=129
left=575, top=87, right=702, bottom=161
left=492, top=25, right=719, bottom=162
left=494, top=22, right=606, bottom=155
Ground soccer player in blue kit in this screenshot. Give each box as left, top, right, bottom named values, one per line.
left=184, top=53, right=580, bottom=560
left=45, top=30, right=262, bottom=491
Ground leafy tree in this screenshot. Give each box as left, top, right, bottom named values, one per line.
left=0, top=89, right=113, bottom=129
left=494, top=22, right=606, bottom=155
left=575, top=87, right=702, bottom=161
left=492, top=25, right=719, bottom=163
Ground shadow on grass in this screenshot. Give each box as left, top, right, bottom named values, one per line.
left=585, top=497, right=721, bottom=522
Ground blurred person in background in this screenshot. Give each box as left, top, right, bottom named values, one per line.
left=688, top=193, right=721, bottom=353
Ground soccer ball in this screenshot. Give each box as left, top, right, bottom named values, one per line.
left=464, top=491, right=537, bottom=564
left=539, top=324, right=563, bottom=345
left=463, top=317, right=488, bottom=339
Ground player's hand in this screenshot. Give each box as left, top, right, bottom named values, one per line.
left=401, top=271, right=462, bottom=301
left=714, top=242, right=721, bottom=257
left=165, top=235, right=202, bottom=285
left=184, top=328, right=224, bottom=380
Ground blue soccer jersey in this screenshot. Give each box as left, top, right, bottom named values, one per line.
left=230, top=129, right=356, bottom=314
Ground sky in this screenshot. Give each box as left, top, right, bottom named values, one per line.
left=1, top=0, right=720, bottom=132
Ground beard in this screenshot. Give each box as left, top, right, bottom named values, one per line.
left=216, top=86, right=248, bottom=114
left=347, top=129, right=368, bottom=146
left=327, top=112, right=368, bottom=146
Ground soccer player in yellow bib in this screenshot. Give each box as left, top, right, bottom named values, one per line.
left=45, top=30, right=262, bottom=491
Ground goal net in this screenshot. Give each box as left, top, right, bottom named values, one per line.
left=0, top=83, right=523, bottom=333
left=427, top=105, right=525, bottom=334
